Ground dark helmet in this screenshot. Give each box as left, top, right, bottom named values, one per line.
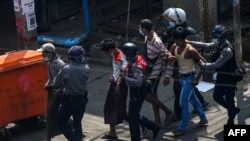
left=99, top=38, right=116, bottom=51
left=185, top=25, right=197, bottom=35
left=210, top=24, right=227, bottom=38
left=122, top=42, right=138, bottom=59
left=68, top=45, right=86, bottom=62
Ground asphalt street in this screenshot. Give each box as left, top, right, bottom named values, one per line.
left=1, top=63, right=250, bottom=141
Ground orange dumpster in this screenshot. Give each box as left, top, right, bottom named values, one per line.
left=0, top=50, right=47, bottom=128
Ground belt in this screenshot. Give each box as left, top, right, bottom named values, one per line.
left=179, top=72, right=196, bottom=77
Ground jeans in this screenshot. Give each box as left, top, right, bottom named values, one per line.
left=128, top=86, right=156, bottom=141
left=57, top=94, right=88, bottom=141
left=178, top=74, right=207, bottom=130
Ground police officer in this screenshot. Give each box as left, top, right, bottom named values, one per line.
left=121, top=43, right=160, bottom=141
left=187, top=25, right=241, bottom=125
left=46, top=46, right=89, bottom=141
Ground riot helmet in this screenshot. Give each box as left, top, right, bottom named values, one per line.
left=168, top=8, right=186, bottom=25
left=68, top=45, right=86, bottom=62
left=210, top=25, right=227, bottom=39
left=210, top=25, right=227, bottom=44
left=122, top=42, right=138, bottom=60
left=163, top=8, right=174, bottom=20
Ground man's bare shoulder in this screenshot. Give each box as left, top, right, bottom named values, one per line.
left=187, top=44, right=198, bottom=52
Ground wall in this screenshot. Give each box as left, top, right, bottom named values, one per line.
left=36, top=0, right=82, bottom=25
left=163, top=0, right=217, bottom=41
left=0, top=0, right=18, bottom=53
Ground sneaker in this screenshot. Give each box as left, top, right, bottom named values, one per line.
left=152, top=126, right=161, bottom=139
left=172, top=129, right=185, bottom=137
left=194, top=120, right=208, bottom=128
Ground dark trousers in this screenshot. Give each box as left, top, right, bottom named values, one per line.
left=213, top=74, right=238, bottom=121
left=46, top=90, right=62, bottom=138
left=57, top=95, right=88, bottom=141
left=128, top=87, right=156, bottom=141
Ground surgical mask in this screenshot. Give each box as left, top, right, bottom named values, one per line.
left=167, top=21, right=176, bottom=29
left=110, top=53, right=114, bottom=57
left=81, top=56, right=85, bottom=63
left=44, top=56, right=50, bottom=61
left=212, top=38, right=219, bottom=44
left=139, top=28, right=144, bottom=36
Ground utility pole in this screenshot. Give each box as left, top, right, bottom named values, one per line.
left=232, top=0, right=242, bottom=66
left=13, top=0, right=38, bottom=50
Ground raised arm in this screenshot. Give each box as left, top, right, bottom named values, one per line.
left=186, top=40, right=215, bottom=50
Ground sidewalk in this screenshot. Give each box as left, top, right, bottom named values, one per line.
left=54, top=64, right=250, bottom=141
left=5, top=63, right=249, bottom=141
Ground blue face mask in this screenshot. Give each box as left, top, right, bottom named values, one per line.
left=167, top=22, right=176, bottom=29
left=212, top=38, right=219, bottom=44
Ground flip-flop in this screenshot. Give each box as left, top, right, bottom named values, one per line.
left=100, top=134, right=118, bottom=139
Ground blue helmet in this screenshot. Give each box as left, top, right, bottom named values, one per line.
left=122, top=42, right=138, bottom=59
left=210, top=25, right=227, bottom=38
left=68, top=45, right=86, bottom=62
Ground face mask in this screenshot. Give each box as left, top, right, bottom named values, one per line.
left=110, top=53, right=114, bottom=58
left=81, top=56, right=85, bottom=63
left=139, top=28, right=144, bottom=36
left=212, top=38, right=218, bottom=44
left=167, top=22, right=176, bottom=29
left=44, top=56, right=50, bottom=61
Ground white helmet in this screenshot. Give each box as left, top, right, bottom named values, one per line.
left=168, top=8, right=186, bottom=25
left=163, top=7, right=174, bottom=20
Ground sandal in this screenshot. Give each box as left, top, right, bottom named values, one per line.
left=100, top=134, right=118, bottom=139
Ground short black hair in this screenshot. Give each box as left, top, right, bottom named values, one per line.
left=99, top=38, right=116, bottom=51
left=173, top=26, right=187, bottom=39
left=140, top=19, right=152, bottom=31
